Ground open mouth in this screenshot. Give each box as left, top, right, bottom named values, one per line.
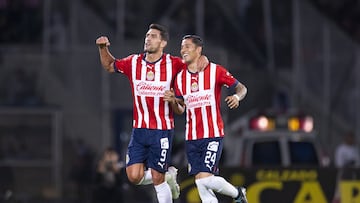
left=182, top=53, right=189, bottom=58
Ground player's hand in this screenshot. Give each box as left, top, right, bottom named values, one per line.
left=96, top=36, right=110, bottom=48
left=225, top=95, right=240, bottom=109
left=163, top=89, right=176, bottom=103
left=197, top=55, right=209, bottom=72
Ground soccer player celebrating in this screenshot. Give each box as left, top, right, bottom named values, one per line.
left=96, top=24, right=207, bottom=203
left=164, top=35, right=248, bottom=203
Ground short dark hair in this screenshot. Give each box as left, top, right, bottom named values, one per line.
left=149, top=23, right=169, bottom=41
left=182, top=35, right=204, bottom=47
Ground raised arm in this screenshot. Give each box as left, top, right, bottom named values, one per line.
left=96, top=36, right=116, bottom=73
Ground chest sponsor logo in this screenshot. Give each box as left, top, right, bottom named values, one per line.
left=134, top=81, right=167, bottom=97
left=185, top=90, right=213, bottom=109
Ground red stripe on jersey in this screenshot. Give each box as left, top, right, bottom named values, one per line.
left=204, top=68, right=211, bottom=90
left=206, top=105, right=214, bottom=138
left=158, top=96, right=166, bottom=129
left=135, top=56, right=143, bottom=80
left=160, top=59, right=168, bottom=81
left=146, top=96, right=156, bottom=129
left=181, top=70, right=188, bottom=95
left=194, top=108, right=204, bottom=139
left=186, top=110, right=193, bottom=141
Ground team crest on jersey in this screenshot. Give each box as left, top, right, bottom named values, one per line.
left=191, top=82, right=199, bottom=92
left=146, top=70, right=154, bottom=81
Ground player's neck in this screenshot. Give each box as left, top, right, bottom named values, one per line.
left=187, top=57, right=200, bottom=73
left=187, top=63, right=198, bottom=73
left=145, top=52, right=163, bottom=63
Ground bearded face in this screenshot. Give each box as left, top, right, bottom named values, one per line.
left=144, top=29, right=163, bottom=54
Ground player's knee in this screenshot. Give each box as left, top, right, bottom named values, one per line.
left=126, top=169, right=143, bottom=184
left=128, top=174, right=142, bottom=184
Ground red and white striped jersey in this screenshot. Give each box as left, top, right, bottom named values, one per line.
left=174, top=63, right=238, bottom=140
left=114, top=53, right=185, bottom=130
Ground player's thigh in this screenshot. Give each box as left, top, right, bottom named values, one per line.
left=126, top=129, right=148, bottom=166
left=148, top=129, right=174, bottom=173
left=186, top=138, right=223, bottom=175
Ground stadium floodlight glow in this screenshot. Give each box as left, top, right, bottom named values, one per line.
left=288, top=117, right=300, bottom=131
left=257, top=116, right=268, bottom=130
left=288, top=116, right=314, bottom=132
left=250, top=116, right=275, bottom=131
left=302, top=116, right=314, bottom=132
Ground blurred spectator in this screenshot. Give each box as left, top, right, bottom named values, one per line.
left=69, top=139, right=94, bottom=203
left=0, top=68, right=43, bottom=106
left=333, top=131, right=359, bottom=203
left=334, top=131, right=360, bottom=168
left=92, top=147, right=124, bottom=203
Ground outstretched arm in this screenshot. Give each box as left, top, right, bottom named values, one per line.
left=225, top=82, right=247, bottom=109
left=96, top=36, right=115, bottom=73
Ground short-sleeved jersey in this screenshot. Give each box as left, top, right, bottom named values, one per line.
left=114, top=53, right=185, bottom=130
left=174, top=63, right=238, bottom=140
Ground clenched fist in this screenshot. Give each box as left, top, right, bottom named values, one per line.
left=96, top=36, right=110, bottom=48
